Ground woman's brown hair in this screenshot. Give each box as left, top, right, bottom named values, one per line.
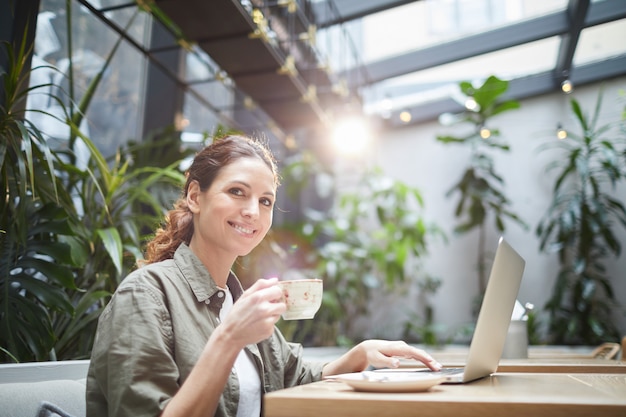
left=142, top=135, right=279, bottom=264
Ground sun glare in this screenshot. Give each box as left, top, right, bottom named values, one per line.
left=331, top=116, right=372, bottom=156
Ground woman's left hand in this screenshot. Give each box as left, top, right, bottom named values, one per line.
left=322, top=340, right=442, bottom=378
left=357, top=339, right=442, bottom=370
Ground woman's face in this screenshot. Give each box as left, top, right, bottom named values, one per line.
left=188, top=157, right=276, bottom=260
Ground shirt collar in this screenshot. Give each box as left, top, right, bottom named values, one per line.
left=173, top=243, right=244, bottom=312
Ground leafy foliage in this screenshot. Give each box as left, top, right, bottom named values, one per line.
left=1, top=35, right=79, bottom=362
left=48, top=136, right=186, bottom=360
left=536, top=91, right=626, bottom=345
left=1, top=14, right=187, bottom=362
left=437, top=75, right=526, bottom=295
left=303, top=166, right=443, bottom=345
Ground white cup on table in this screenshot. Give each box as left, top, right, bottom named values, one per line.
left=501, top=319, right=528, bottom=359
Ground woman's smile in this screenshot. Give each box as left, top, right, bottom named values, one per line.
left=229, top=221, right=256, bottom=236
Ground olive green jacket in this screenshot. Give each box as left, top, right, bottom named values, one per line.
left=86, top=243, right=324, bottom=417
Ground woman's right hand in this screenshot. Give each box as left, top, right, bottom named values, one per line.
left=165, top=278, right=285, bottom=417
left=220, top=278, right=286, bottom=348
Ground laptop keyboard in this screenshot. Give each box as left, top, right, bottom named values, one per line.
left=431, top=367, right=464, bottom=375
left=370, top=367, right=464, bottom=376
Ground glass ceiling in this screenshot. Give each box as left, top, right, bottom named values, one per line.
left=362, top=36, right=563, bottom=114
left=318, top=0, right=626, bottom=124
left=358, top=0, right=568, bottom=63
left=26, top=0, right=626, bottom=149
left=575, top=18, right=626, bottom=65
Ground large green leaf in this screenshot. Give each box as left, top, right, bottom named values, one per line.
left=14, top=274, right=73, bottom=313
left=473, top=75, right=508, bottom=111
left=96, top=228, right=123, bottom=277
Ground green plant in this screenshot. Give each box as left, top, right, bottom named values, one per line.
left=49, top=135, right=186, bottom=360
left=536, top=90, right=626, bottom=345
left=1, top=33, right=80, bottom=362
left=1, top=7, right=187, bottom=362
left=302, top=167, right=443, bottom=345
left=436, top=75, right=526, bottom=297
left=401, top=275, right=444, bottom=346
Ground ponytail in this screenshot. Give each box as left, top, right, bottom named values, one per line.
left=142, top=198, right=194, bottom=264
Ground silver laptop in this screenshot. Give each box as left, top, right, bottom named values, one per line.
left=370, top=236, right=525, bottom=383
left=428, top=236, right=525, bottom=383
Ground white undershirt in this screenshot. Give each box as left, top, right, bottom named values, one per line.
left=218, top=287, right=261, bottom=417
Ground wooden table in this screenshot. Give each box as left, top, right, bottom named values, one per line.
left=399, top=344, right=626, bottom=373
left=496, top=358, right=626, bottom=373
left=303, top=345, right=626, bottom=373
left=264, top=373, right=626, bottom=417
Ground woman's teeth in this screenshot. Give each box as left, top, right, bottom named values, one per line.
left=232, top=223, right=253, bottom=235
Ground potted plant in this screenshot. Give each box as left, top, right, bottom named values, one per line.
left=536, top=89, right=626, bottom=345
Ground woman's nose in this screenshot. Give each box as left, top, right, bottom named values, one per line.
left=242, top=199, right=259, bottom=218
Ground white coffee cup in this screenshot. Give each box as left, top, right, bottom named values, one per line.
left=501, top=320, right=528, bottom=359
left=277, top=279, right=323, bottom=320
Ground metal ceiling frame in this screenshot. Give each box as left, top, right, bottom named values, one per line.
left=333, top=0, right=626, bottom=127
left=311, top=0, right=417, bottom=28
left=74, top=0, right=257, bottom=135
left=381, top=54, right=626, bottom=127
left=151, top=0, right=355, bottom=133
left=12, top=0, right=624, bottom=138
left=143, top=0, right=626, bottom=132
left=341, top=0, right=626, bottom=87
left=554, top=0, right=590, bottom=82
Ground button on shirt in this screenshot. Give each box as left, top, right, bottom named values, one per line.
left=86, top=243, right=324, bottom=417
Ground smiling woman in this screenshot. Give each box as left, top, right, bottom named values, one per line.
left=85, top=135, right=442, bottom=417
left=185, top=152, right=278, bottom=281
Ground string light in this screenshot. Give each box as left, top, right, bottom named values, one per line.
left=465, top=96, right=478, bottom=111
left=561, top=79, right=573, bottom=94
left=556, top=123, right=567, bottom=140
left=479, top=125, right=491, bottom=139
left=399, top=110, right=412, bottom=123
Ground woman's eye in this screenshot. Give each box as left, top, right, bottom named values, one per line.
left=229, top=188, right=244, bottom=196
left=260, top=198, right=273, bottom=207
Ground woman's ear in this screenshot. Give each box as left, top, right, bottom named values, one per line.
left=186, top=180, right=201, bottom=214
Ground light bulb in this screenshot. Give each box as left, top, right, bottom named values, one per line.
left=561, top=79, right=573, bottom=94
left=556, top=124, right=567, bottom=140
left=465, top=97, right=478, bottom=111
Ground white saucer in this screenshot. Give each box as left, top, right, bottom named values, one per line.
left=326, top=371, right=445, bottom=393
